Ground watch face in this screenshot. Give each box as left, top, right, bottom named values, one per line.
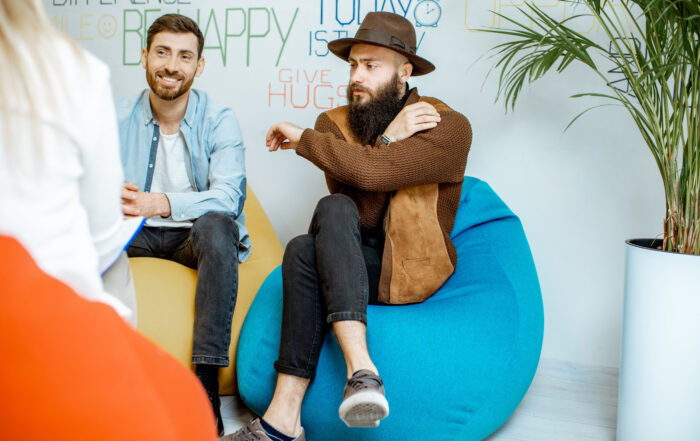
left=414, top=0, right=441, bottom=27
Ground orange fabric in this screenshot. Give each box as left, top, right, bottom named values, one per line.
left=0, top=236, right=217, bottom=441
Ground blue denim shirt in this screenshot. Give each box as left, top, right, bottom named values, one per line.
left=116, top=88, right=250, bottom=262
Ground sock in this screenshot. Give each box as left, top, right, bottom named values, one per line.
left=196, top=365, right=223, bottom=435
left=195, top=364, right=219, bottom=407
left=259, top=418, right=295, bottom=441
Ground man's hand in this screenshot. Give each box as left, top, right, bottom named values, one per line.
left=266, top=122, right=305, bottom=152
left=383, top=102, right=441, bottom=143
left=121, top=182, right=171, bottom=218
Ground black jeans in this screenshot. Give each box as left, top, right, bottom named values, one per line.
left=127, top=212, right=239, bottom=367
left=275, top=194, right=383, bottom=380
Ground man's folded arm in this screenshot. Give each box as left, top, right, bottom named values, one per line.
left=296, top=111, right=472, bottom=192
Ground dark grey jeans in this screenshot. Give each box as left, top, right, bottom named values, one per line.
left=274, top=194, right=383, bottom=380
left=127, top=212, right=239, bottom=367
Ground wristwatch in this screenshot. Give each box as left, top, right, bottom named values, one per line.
left=379, top=133, right=393, bottom=146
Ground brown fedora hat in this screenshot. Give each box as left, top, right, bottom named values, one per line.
left=328, top=12, right=435, bottom=76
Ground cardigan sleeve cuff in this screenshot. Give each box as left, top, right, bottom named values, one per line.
left=296, top=128, right=316, bottom=159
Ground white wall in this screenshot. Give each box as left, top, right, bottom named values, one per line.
left=45, top=0, right=665, bottom=368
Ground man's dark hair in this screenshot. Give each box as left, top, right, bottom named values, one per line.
left=147, top=14, right=204, bottom=59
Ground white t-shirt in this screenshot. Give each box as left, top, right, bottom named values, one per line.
left=0, top=39, right=131, bottom=318
left=146, top=130, right=194, bottom=228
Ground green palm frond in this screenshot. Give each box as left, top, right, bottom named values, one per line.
left=484, top=0, right=700, bottom=255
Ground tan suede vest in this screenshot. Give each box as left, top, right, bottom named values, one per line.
left=324, top=97, right=455, bottom=304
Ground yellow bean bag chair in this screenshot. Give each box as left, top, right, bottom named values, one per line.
left=129, top=186, right=283, bottom=395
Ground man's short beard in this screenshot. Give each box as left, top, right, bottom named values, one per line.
left=347, top=73, right=404, bottom=145
left=146, top=62, right=195, bottom=101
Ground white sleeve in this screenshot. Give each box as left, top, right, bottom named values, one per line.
left=77, top=61, right=125, bottom=260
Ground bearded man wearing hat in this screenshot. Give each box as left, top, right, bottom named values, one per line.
left=224, top=11, right=472, bottom=441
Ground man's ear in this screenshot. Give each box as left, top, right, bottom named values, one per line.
left=400, top=61, right=413, bottom=83
left=140, top=48, right=148, bottom=69
left=195, top=56, right=206, bottom=78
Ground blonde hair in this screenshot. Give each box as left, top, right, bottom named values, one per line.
left=0, top=0, right=83, bottom=168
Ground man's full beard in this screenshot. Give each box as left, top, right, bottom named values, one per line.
left=145, top=62, right=195, bottom=101
left=347, top=73, right=404, bottom=145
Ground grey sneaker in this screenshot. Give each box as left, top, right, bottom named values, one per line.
left=338, top=369, right=389, bottom=428
left=219, top=418, right=305, bottom=441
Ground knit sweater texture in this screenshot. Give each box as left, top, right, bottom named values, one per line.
left=296, top=88, right=472, bottom=265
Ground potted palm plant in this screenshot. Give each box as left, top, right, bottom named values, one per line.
left=483, top=1, right=699, bottom=440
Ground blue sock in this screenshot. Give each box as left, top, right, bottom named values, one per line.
left=259, top=418, right=295, bottom=441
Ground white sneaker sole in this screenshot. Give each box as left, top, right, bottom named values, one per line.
left=339, top=390, right=389, bottom=428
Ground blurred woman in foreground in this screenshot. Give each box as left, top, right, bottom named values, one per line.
left=0, top=0, right=135, bottom=321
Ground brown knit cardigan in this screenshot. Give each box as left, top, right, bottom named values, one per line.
left=296, top=88, right=472, bottom=300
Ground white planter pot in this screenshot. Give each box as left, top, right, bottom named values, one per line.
left=618, top=239, right=700, bottom=441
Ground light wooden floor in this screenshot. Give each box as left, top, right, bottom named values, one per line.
left=220, top=359, right=619, bottom=440
left=485, top=359, right=618, bottom=441
left=220, top=395, right=255, bottom=435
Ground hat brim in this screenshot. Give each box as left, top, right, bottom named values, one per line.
left=328, top=38, right=435, bottom=76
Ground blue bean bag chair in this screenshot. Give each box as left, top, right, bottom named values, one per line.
left=236, top=177, right=544, bottom=441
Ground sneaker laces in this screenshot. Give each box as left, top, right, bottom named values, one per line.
left=347, top=371, right=383, bottom=391
left=226, top=424, right=264, bottom=441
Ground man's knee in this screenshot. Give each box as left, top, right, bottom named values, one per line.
left=282, top=234, right=315, bottom=271
left=192, top=212, right=239, bottom=251
left=314, top=194, right=359, bottom=221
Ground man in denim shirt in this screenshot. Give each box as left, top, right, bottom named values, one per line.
left=116, top=14, right=249, bottom=435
